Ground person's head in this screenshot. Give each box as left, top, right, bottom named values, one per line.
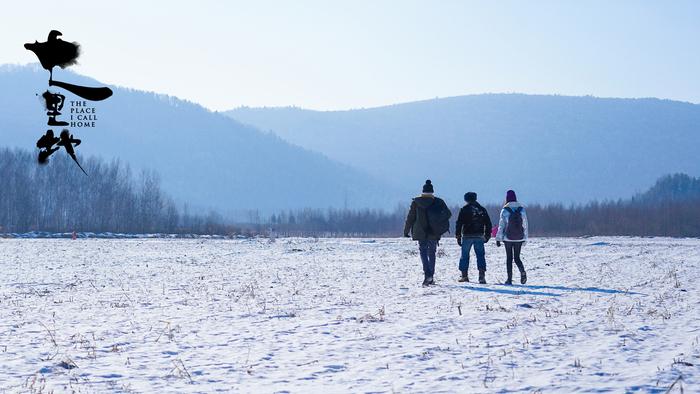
left=464, top=192, right=477, bottom=203
left=422, top=179, right=434, bottom=194
left=506, top=189, right=517, bottom=203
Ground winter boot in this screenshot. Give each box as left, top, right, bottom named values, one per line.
left=458, top=271, right=469, bottom=282
left=520, top=271, right=527, bottom=285
left=478, top=270, right=486, bottom=284
left=422, top=276, right=430, bottom=287
left=427, top=277, right=435, bottom=286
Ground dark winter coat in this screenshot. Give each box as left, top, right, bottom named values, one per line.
left=403, top=194, right=450, bottom=241
left=455, top=201, right=492, bottom=239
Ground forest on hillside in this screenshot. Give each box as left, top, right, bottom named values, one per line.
left=1, top=147, right=698, bottom=237
left=265, top=174, right=700, bottom=238
left=227, top=95, right=700, bottom=206
left=0, top=148, right=237, bottom=235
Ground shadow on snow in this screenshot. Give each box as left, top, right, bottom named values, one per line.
left=444, top=284, right=643, bottom=297
left=444, top=285, right=560, bottom=297
left=522, top=284, right=643, bottom=295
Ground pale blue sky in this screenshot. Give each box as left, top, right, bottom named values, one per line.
left=3, top=1, right=699, bottom=110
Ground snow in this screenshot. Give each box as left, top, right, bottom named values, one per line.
left=0, top=231, right=234, bottom=239
left=0, top=237, right=698, bottom=392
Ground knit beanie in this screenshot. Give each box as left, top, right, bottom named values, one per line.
left=422, top=179, right=434, bottom=193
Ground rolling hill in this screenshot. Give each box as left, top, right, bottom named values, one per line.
left=0, top=64, right=403, bottom=216
left=227, top=95, right=700, bottom=205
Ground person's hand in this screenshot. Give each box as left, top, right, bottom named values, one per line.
left=496, top=241, right=501, bottom=247
left=484, top=235, right=491, bottom=244
left=456, top=236, right=462, bottom=246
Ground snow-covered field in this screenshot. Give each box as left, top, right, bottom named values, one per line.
left=0, top=237, right=698, bottom=393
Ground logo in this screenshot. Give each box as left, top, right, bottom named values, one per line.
left=25, top=30, right=113, bottom=175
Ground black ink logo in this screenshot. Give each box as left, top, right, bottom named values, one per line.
left=43, top=90, right=68, bottom=126
left=25, top=30, right=113, bottom=174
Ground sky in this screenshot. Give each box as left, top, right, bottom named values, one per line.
left=2, top=1, right=699, bottom=111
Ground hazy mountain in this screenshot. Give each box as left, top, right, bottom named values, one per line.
left=226, top=95, right=700, bottom=205
left=0, top=64, right=402, bottom=215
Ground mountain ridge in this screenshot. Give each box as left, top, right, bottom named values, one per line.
left=0, top=64, right=403, bottom=216
left=226, top=94, right=700, bottom=205
left=228, top=92, right=700, bottom=114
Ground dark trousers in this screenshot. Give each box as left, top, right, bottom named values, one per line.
left=505, top=241, right=525, bottom=280
left=418, top=240, right=437, bottom=278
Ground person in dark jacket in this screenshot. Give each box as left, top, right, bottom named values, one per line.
left=455, top=192, right=492, bottom=284
left=404, top=180, right=451, bottom=286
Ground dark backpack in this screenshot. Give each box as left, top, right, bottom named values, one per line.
left=424, top=199, right=451, bottom=236
left=504, top=207, right=524, bottom=240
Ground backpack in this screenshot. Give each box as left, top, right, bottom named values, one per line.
left=504, top=207, right=524, bottom=240
left=423, top=199, right=451, bottom=236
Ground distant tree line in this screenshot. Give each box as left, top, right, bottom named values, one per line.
left=0, top=148, right=239, bottom=235
left=266, top=174, right=700, bottom=238
left=525, top=173, right=700, bottom=237
left=2, top=146, right=697, bottom=238
left=265, top=207, right=408, bottom=237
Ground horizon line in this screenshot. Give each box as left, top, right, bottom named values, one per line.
left=3, top=62, right=699, bottom=113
